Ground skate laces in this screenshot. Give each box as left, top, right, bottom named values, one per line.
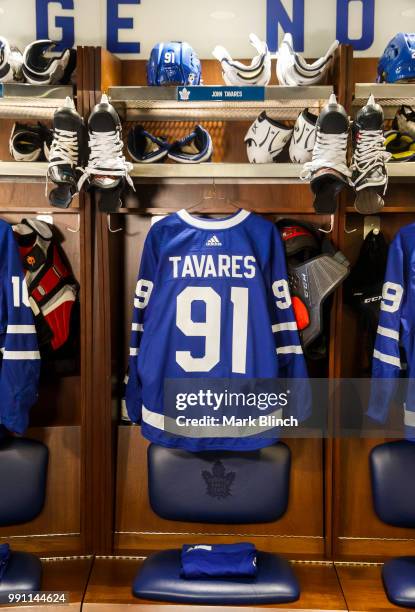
left=49, top=128, right=79, bottom=167
left=301, top=130, right=351, bottom=179
left=351, top=129, right=391, bottom=173
left=46, top=127, right=81, bottom=196
left=78, top=129, right=134, bottom=190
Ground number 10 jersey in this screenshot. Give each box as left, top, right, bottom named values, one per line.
left=126, top=209, right=310, bottom=451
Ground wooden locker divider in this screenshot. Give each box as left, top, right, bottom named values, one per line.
left=90, top=46, right=351, bottom=562
left=78, top=46, right=117, bottom=555
left=324, top=44, right=354, bottom=561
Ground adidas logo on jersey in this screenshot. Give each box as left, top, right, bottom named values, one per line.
left=206, top=235, right=222, bottom=246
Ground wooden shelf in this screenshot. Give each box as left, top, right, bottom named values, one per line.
left=335, top=563, right=399, bottom=612
left=109, top=85, right=332, bottom=121
left=353, top=83, right=415, bottom=118
left=129, top=162, right=414, bottom=185
left=387, top=163, right=415, bottom=180
left=0, top=162, right=47, bottom=182
left=130, top=162, right=306, bottom=184
left=0, top=84, right=73, bottom=120
left=83, top=557, right=347, bottom=611
left=346, top=206, right=415, bottom=214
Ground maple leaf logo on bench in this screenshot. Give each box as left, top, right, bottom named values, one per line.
left=202, top=460, right=235, bottom=500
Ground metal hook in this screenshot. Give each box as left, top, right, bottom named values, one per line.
left=318, top=214, right=334, bottom=234
left=107, top=214, right=123, bottom=233
left=66, top=214, right=81, bottom=234
left=344, top=217, right=358, bottom=234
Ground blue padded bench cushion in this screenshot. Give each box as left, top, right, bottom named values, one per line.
left=133, top=549, right=300, bottom=605
left=370, top=440, right=415, bottom=527
left=148, top=442, right=290, bottom=523
left=383, top=557, right=415, bottom=609
left=0, top=437, right=48, bottom=526
left=0, top=552, right=42, bottom=593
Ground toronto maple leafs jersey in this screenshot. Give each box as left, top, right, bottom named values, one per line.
left=126, top=209, right=310, bottom=451
left=0, top=220, right=40, bottom=434
left=367, top=223, right=415, bottom=440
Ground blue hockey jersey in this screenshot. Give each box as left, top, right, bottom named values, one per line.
left=0, top=220, right=40, bottom=434
left=367, top=223, right=415, bottom=439
left=126, top=209, right=310, bottom=451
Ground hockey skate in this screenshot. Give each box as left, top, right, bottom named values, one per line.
left=48, top=97, right=85, bottom=208
left=351, top=94, right=391, bottom=214
left=79, top=94, right=133, bottom=212
left=301, top=93, right=351, bottom=214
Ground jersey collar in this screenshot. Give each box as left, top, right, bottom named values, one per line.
left=177, top=208, right=251, bottom=230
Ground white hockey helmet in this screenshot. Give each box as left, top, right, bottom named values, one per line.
left=212, top=33, right=271, bottom=86
left=244, top=111, right=293, bottom=163
left=22, top=40, right=73, bottom=85
left=277, top=33, right=339, bottom=86
left=0, top=37, right=23, bottom=83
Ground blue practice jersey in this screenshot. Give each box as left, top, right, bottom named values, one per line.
left=181, top=543, right=257, bottom=579
left=368, top=223, right=415, bottom=439
left=0, top=220, right=40, bottom=434
left=126, top=209, right=310, bottom=450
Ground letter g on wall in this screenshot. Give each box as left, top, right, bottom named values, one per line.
left=36, top=0, right=75, bottom=50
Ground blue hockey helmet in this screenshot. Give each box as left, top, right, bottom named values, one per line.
left=147, top=42, right=201, bottom=86
left=378, top=33, right=415, bottom=83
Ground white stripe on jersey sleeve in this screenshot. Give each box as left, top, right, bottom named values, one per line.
left=405, top=407, right=415, bottom=427
left=3, top=350, right=40, bottom=360
left=276, top=345, right=303, bottom=355
left=377, top=326, right=400, bottom=341
left=373, top=349, right=401, bottom=368
left=132, top=323, right=144, bottom=332
left=6, top=325, right=37, bottom=334
left=142, top=405, right=165, bottom=430
left=129, top=348, right=139, bottom=356
left=272, top=322, right=298, bottom=333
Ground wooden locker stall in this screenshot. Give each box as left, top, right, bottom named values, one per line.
left=82, top=45, right=352, bottom=609
left=332, top=58, right=415, bottom=611
left=0, top=47, right=96, bottom=610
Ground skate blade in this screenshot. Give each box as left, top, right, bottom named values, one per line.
left=49, top=184, right=75, bottom=209
left=354, top=189, right=384, bottom=215
left=98, top=183, right=123, bottom=213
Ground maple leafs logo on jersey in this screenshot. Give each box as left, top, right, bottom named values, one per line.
left=202, top=460, right=235, bottom=499
left=179, top=87, right=191, bottom=101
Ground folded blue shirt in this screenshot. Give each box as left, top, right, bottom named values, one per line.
left=181, top=543, right=257, bottom=579
left=0, top=544, right=10, bottom=581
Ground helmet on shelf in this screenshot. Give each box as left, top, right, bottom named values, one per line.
left=0, top=36, right=23, bottom=83
left=147, top=41, right=201, bottom=86
left=22, top=39, right=76, bottom=85
left=378, top=33, right=415, bottom=83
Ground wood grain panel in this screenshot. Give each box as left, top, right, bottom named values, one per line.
left=0, top=427, right=81, bottom=545
left=337, top=437, right=415, bottom=540
left=336, top=564, right=405, bottom=612
left=83, top=558, right=347, bottom=611
left=114, top=427, right=323, bottom=556
left=79, top=46, right=118, bottom=554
